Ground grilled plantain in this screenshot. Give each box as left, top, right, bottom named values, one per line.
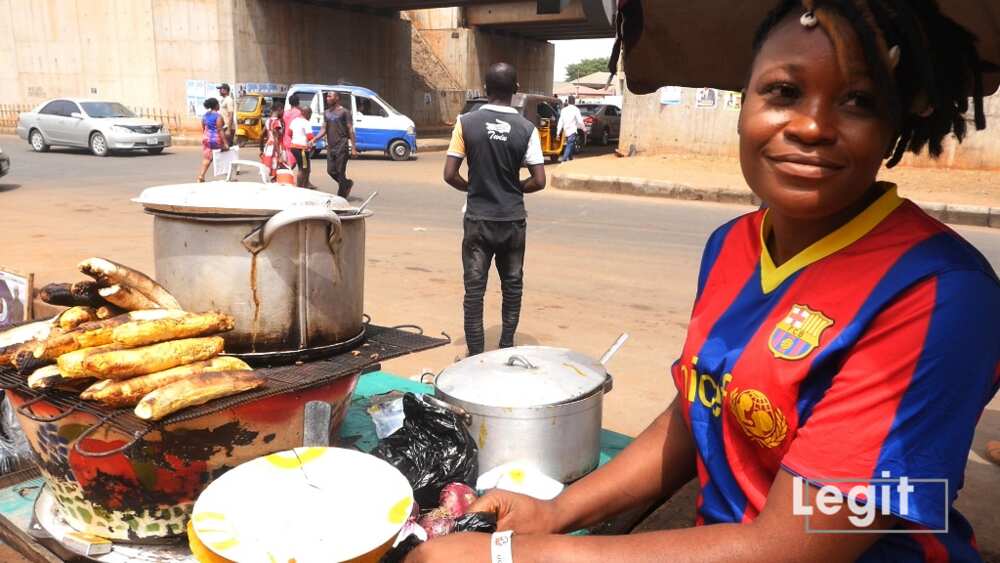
left=79, top=258, right=182, bottom=309
left=80, top=378, right=113, bottom=401
left=112, top=312, right=234, bottom=348
left=56, top=306, right=98, bottom=331
left=82, top=336, right=225, bottom=379
left=31, top=309, right=187, bottom=361
left=39, top=281, right=105, bottom=308
left=95, top=305, right=125, bottom=320
left=57, top=343, right=128, bottom=378
left=99, top=284, right=161, bottom=311
left=134, top=370, right=264, bottom=420
left=28, top=365, right=95, bottom=391
left=87, top=356, right=251, bottom=407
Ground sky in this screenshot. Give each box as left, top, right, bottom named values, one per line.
left=551, top=38, right=616, bottom=83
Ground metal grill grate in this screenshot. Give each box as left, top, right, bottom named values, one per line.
left=0, top=325, right=448, bottom=455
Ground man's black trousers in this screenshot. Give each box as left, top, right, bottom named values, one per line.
left=326, top=144, right=351, bottom=198
left=462, top=218, right=526, bottom=355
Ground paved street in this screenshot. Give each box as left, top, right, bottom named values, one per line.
left=2, top=136, right=1000, bottom=553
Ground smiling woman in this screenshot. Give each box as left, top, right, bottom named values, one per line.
left=406, top=2, right=1000, bottom=563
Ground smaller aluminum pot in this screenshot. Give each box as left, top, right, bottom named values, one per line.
left=426, top=347, right=615, bottom=483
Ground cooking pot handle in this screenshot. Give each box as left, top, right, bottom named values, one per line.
left=242, top=207, right=343, bottom=253
left=420, top=394, right=472, bottom=427
left=506, top=355, right=537, bottom=369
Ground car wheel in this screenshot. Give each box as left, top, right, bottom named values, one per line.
left=236, top=135, right=248, bottom=148
left=29, top=129, right=49, bottom=152
left=601, top=128, right=610, bottom=146
left=147, top=147, right=164, bottom=155
left=388, top=139, right=411, bottom=161
left=90, top=132, right=110, bottom=157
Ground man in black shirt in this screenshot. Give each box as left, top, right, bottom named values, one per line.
left=311, top=91, right=358, bottom=199
left=443, top=62, right=546, bottom=356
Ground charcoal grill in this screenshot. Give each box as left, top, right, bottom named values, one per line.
left=0, top=324, right=448, bottom=542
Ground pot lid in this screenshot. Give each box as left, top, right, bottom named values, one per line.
left=435, top=346, right=608, bottom=408
left=133, top=182, right=353, bottom=216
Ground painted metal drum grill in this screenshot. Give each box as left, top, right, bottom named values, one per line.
left=0, top=324, right=448, bottom=542
left=0, top=325, right=447, bottom=450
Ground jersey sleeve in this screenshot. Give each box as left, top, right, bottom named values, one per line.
left=781, top=270, right=1000, bottom=530
left=523, top=128, right=544, bottom=166
left=447, top=118, right=465, bottom=159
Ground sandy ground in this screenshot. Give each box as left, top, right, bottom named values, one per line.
left=558, top=152, right=1000, bottom=208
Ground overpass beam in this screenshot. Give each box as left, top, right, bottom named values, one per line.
left=466, top=0, right=587, bottom=26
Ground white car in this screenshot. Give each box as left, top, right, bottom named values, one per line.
left=16, top=99, right=172, bottom=157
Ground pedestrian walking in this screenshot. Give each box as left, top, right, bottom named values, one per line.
left=443, top=62, right=546, bottom=356
left=196, top=97, right=228, bottom=182
left=283, top=93, right=303, bottom=170
left=260, top=103, right=290, bottom=180
left=289, top=106, right=314, bottom=188
left=556, top=95, right=585, bottom=162
left=218, top=83, right=236, bottom=146
left=311, top=91, right=358, bottom=199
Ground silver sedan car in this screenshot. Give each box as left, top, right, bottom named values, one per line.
left=16, top=99, right=172, bottom=157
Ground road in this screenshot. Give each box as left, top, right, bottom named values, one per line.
left=2, top=137, right=1000, bottom=552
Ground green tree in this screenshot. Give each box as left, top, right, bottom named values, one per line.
left=564, top=57, right=609, bottom=82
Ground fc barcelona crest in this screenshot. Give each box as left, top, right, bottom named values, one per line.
left=768, top=305, right=833, bottom=360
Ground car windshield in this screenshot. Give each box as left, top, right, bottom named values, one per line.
left=579, top=106, right=601, bottom=116
left=373, top=95, right=399, bottom=115
left=81, top=102, right=135, bottom=118
left=237, top=96, right=260, bottom=112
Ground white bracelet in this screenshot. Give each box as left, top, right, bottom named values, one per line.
left=491, top=530, right=514, bottom=563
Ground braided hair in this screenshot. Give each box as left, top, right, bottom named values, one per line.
left=751, top=0, right=988, bottom=167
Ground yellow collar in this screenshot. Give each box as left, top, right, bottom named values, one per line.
left=759, top=183, right=903, bottom=294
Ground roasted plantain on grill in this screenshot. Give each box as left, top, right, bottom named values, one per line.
left=112, top=312, right=235, bottom=347
left=31, top=309, right=187, bottom=361
left=99, top=284, right=161, bottom=311
left=82, top=336, right=225, bottom=380
left=28, top=365, right=95, bottom=391
left=85, top=356, right=252, bottom=407
left=57, top=343, right=129, bottom=378
left=79, top=257, right=182, bottom=310
left=39, top=281, right=105, bottom=308
left=134, top=370, right=265, bottom=420
left=56, top=306, right=98, bottom=331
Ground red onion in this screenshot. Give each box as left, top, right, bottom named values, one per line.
left=439, top=482, right=478, bottom=517
left=418, top=508, right=455, bottom=539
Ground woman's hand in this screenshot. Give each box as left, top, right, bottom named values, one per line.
left=404, top=532, right=490, bottom=563
left=470, top=490, right=561, bottom=534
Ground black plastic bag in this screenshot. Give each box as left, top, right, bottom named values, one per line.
left=0, top=392, right=33, bottom=475
left=371, top=393, right=478, bottom=508
left=453, top=511, right=498, bottom=533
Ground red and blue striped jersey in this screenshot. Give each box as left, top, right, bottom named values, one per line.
left=672, top=184, right=1000, bottom=561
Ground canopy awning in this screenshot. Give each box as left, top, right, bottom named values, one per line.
left=619, top=0, right=1000, bottom=96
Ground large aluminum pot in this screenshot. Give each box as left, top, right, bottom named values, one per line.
left=427, top=342, right=624, bottom=483
left=136, top=183, right=371, bottom=358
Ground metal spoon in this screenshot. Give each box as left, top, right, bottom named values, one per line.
left=354, top=191, right=378, bottom=215
left=599, top=333, right=629, bottom=366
